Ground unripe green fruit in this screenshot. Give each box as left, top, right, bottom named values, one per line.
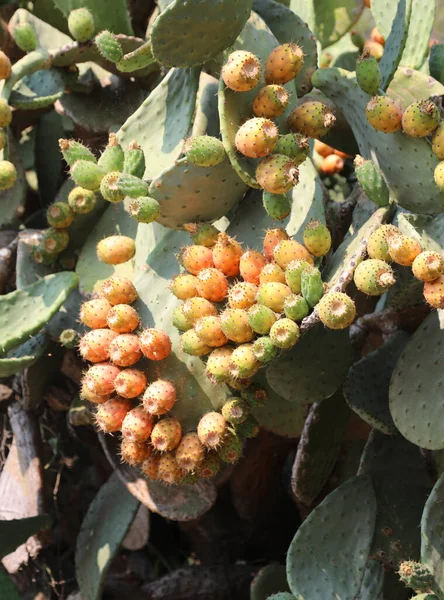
left=354, top=258, right=395, bottom=295
left=252, top=336, right=278, bottom=363
left=0, top=99, right=12, bottom=127
left=256, top=154, right=299, bottom=194
left=123, top=141, right=146, bottom=178
left=31, top=245, right=58, bottom=265
left=217, top=432, right=243, bottom=463
left=198, top=453, right=221, bottom=478
left=47, top=202, right=75, bottom=228
left=273, top=133, right=309, bottom=166
left=351, top=30, right=364, bottom=50
left=59, top=328, right=80, bottom=349
left=252, top=85, right=289, bottom=118
left=365, top=96, right=403, bottom=133
left=205, top=347, right=233, bottom=384
left=100, top=171, right=125, bottom=203
left=303, top=221, right=331, bottom=257
left=70, top=160, right=105, bottom=191
left=301, top=266, right=324, bottom=308
left=283, top=293, right=309, bottom=321
left=317, top=292, right=356, bottom=330
left=367, top=224, right=399, bottom=261
left=128, top=196, right=160, bottom=223
left=240, top=385, right=268, bottom=408
left=68, top=8, right=95, bottom=43
left=285, top=259, right=312, bottom=294
left=402, top=100, right=440, bottom=138
left=221, top=397, right=249, bottom=424
left=95, top=30, right=123, bottom=63
left=247, top=304, right=277, bottom=334
left=184, top=136, right=226, bottom=166
left=13, top=22, right=37, bottom=52
left=269, top=318, right=299, bottom=349
left=59, top=139, right=96, bottom=167
left=257, top=281, right=293, bottom=313
left=235, top=415, right=260, bottom=438
left=356, top=50, right=381, bottom=95
left=398, top=561, right=434, bottom=593
left=265, top=43, right=304, bottom=85
left=42, top=227, right=69, bottom=254
left=97, top=133, right=124, bottom=172
left=96, top=235, right=135, bottom=265
left=222, top=50, right=261, bottom=92
left=354, top=156, right=390, bottom=207
left=263, top=191, right=292, bottom=220
left=184, top=222, right=219, bottom=247
left=0, top=160, right=16, bottom=190
left=181, top=329, right=211, bottom=356
left=118, top=172, right=149, bottom=198
left=172, top=306, right=193, bottom=331
left=288, top=100, right=336, bottom=138
left=229, top=343, right=260, bottom=378
left=434, top=161, right=444, bottom=191
left=68, top=186, right=96, bottom=214
left=432, top=121, right=444, bottom=160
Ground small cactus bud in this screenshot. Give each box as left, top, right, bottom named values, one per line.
left=402, top=100, right=440, bottom=138
left=68, top=8, right=95, bottom=43
left=354, top=156, right=390, bottom=207
left=303, top=221, right=332, bottom=257
left=97, top=133, right=124, bottom=172
left=222, top=50, right=261, bottom=92
left=70, top=160, right=105, bottom=192
left=220, top=308, right=254, bottom=343
left=356, top=50, right=381, bottom=95
left=0, top=51, right=11, bottom=80
left=283, top=293, right=309, bottom=321
left=212, top=232, right=243, bottom=276
left=252, top=85, right=289, bottom=118
left=95, top=396, right=132, bottom=432
left=12, top=23, right=37, bottom=53
left=256, top=154, right=299, bottom=194
left=68, top=186, right=96, bottom=214
left=412, top=251, right=444, bottom=282
left=143, top=379, right=176, bottom=416
left=273, top=133, right=309, bottom=165
left=96, top=235, right=135, bottom=265
left=205, top=347, right=234, bottom=383
left=59, top=328, right=80, bottom=349
left=423, top=274, right=444, bottom=308
left=197, top=412, right=227, bottom=449
left=59, top=139, right=96, bottom=167
left=127, top=196, right=160, bottom=223
left=221, top=397, right=249, bottom=425
left=0, top=99, right=12, bottom=128
left=354, top=258, right=396, bottom=295
left=95, top=30, right=123, bottom=63
left=317, top=292, right=356, bottom=330
left=100, top=275, right=138, bottom=305
left=47, top=202, right=75, bottom=228
left=175, top=432, right=205, bottom=472
left=184, top=136, right=226, bottom=167
left=365, top=96, right=403, bottom=133
left=217, top=432, right=243, bottom=463
left=80, top=298, right=112, bottom=329
left=41, top=228, right=69, bottom=254
left=247, top=304, right=278, bottom=334
left=229, top=343, right=260, bottom=378
left=301, top=266, right=324, bottom=308
left=123, top=141, right=145, bottom=178
left=398, top=561, right=434, bottom=593
left=263, top=191, right=292, bottom=220
left=235, top=118, right=279, bottom=159
left=264, top=43, right=304, bottom=85
left=288, top=101, right=336, bottom=138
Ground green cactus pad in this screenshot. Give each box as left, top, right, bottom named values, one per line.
left=192, top=73, right=220, bottom=138
left=9, top=69, right=65, bottom=110
left=390, top=310, right=444, bottom=450
left=344, top=333, right=409, bottom=434
left=387, top=67, right=444, bottom=110
left=53, top=0, right=133, bottom=35
left=0, top=272, right=78, bottom=354
left=253, top=0, right=317, bottom=96
left=378, top=0, right=412, bottom=90
left=358, top=430, right=432, bottom=567
left=359, top=560, right=384, bottom=600
left=148, top=157, right=248, bottom=229
left=118, top=67, right=200, bottom=179
left=286, top=476, right=376, bottom=599
left=150, top=0, right=253, bottom=67
left=266, top=324, right=351, bottom=404
left=0, top=332, right=49, bottom=377
left=312, top=68, right=444, bottom=214
left=291, top=394, right=350, bottom=506
left=421, top=473, right=444, bottom=593
left=250, top=564, right=290, bottom=600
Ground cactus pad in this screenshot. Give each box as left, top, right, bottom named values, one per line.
left=0, top=332, right=49, bottom=377
left=387, top=67, right=444, bottom=110
left=421, top=473, right=444, bottom=593
left=10, top=69, right=65, bottom=110
left=378, top=0, right=412, bottom=90
left=250, top=564, right=291, bottom=600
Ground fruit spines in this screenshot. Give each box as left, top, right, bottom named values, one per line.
left=221, top=398, right=249, bottom=425
left=184, top=136, right=226, bottom=167
left=95, top=30, right=123, bottom=63
left=398, top=561, right=434, bottom=593
left=197, top=412, right=227, bottom=449
left=175, top=432, right=205, bottom=472
left=151, top=418, right=182, bottom=452
left=183, top=222, right=219, bottom=247
left=356, top=50, right=381, bottom=95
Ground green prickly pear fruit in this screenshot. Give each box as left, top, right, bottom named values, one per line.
left=432, top=121, right=444, bottom=160
left=257, top=281, right=293, bottom=313
left=269, top=317, right=299, bottom=349
left=288, top=100, right=336, bottom=138
left=183, top=297, right=217, bottom=323
left=260, top=263, right=286, bottom=285
left=273, top=133, right=309, bottom=166
left=115, top=172, right=149, bottom=198
left=172, top=306, right=193, bottom=331
left=0, top=99, right=12, bottom=127
left=170, top=273, right=199, bottom=300
left=100, top=275, right=138, bottom=305
left=398, top=561, right=434, bottom=593
left=356, top=50, right=381, bottom=95
left=198, top=453, right=221, bottom=478
left=68, top=8, right=95, bottom=43
left=121, top=406, right=154, bottom=442
left=301, top=266, right=324, bottom=308
left=175, top=432, right=205, bottom=472
left=252, top=336, right=278, bottom=363
left=284, top=293, right=309, bottom=321
left=365, top=96, right=403, bottom=133
left=0, top=160, right=16, bottom=190
left=220, top=308, right=254, bottom=343
left=47, top=202, right=75, bottom=228
left=151, top=417, right=182, bottom=452
left=95, top=30, right=123, bottom=63
left=412, top=251, right=444, bottom=282
left=114, top=368, right=147, bottom=399
left=221, top=397, right=249, bottom=425
left=184, top=135, right=226, bottom=166
left=235, top=415, right=260, bottom=438
left=317, top=292, right=356, bottom=330
left=256, top=154, right=299, bottom=194
left=107, top=304, right=139, bottom=333
left=434, top=161, right=444, bottom=191
left=95, top=396, right=132, bottom=432
left=247, top=304, right=277, bottom=334
left=100, top=171, right=148, bottom=203
left=0, top=128, right=7, bottom=150
left=98, top=133, right=124, bottom=172
left=221, top=50, right=261, bottom=92
left=423, top=274, right=444, bottom=308
left=59, top=139, right=96, bottom=167
left=198, top=412, right=227, bottom=449
left=228, top=281, right=258, bottom=309
left=235, top=118, right=279, bottom=159
left=274, top=239, right=314, bottom=269
left=263, top=190, right=292, bottom=220
left=180, top=244, right=214, bottom=274
left=265, top=43, right=304, bottom=85
left=303, top=221, right=332, bottom=257
left=205, top=347, right=234, bottom=383
left=80, top=298, right=112, bottom=329
left=218, top=432, right=243, bottom=463
left=354, top=156, right=390, bottom=207
left=229, top=343, right=261, bottom=378
left=96, top=235, right=135, bottom=265
left=351, top=29, right=365, bottom=50
left=367, top=224, right=400, bottom=261
left=285, top=259, right=312, bottom=293
left=59, top=328, right=80, bottom=349
left=142, top=379, right=176, bottom=416
left=353, top=258, right=395, bottom=295
left=127, top=196, right=160, bottom=223
left=184, top=222, right=219, bottom=247
left=71, top=160, right=105, bottom=192
left=402, top=100, right=440, bottom=138
left=180, top=329, right=212, bottom=356
left=263, top=228, right=289, bottom=261
left=194, top=315, right=228, bottom=347
left=31, top=245, right=58, bottom=265
left=41, top=227, right=69, bottom=254
left=12, top=22, right=37, bottom=53
left=241, top=385, right=268, bottom=408
left=68, top=186, right=96, bottom=214
left=123, top=141, right=145, bottom=178
left=252, top=85, right=289, bottom=118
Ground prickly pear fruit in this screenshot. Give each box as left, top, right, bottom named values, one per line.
left=143, top=379, right=176, bottom=415
left=194, top=316, right=228, bottom=347
left=196, top=267, right=228, bottom=302
left=235, top=118, right=279, bottom=159
left=128, top=196, right=160, bottom=224
left=221, top=398, right=249, bottom=425
left=170, top=274, right=199, bottom=300
left=236, top=416, right=260, bottom=438
left=175, top=432, right=205, bottom=472
left=47, top=202, right=74, bottom=229
left=365, top=96, right=403, bottom=133
left=228, top=377, right=253, bottom=391
left=412, top=251, right=444, bottom=282
left=263, top=228, right=289, bottom=260
left=212, top=233, right=243, bottom=276
left=260, top=263, right=286, bottom=285
left=80, top=383, right=109, bottom=404
left=248, top=304, right=277, bottom=334
left=184, top=223, right=219, bottom=247
left=141, top=454, right=161, bottom=480
left=0, top=99, right=11, bottom=128
left=197, top=412, right=227, bottom=449
left=385, top=232, right=422, bottom=266
left=319, top=154, right=344, bottom=175
left=252, top=85, right=289, bottom=118
left=240, top=250, right=267, bottom=285
left=172, top=306, right=193, bottom=332
left=181, top=244, right=214, bottom=275
left=301, top=266, right=324, bottom=307
left=0, top=52, right=10, bottom=82
left=220, top=308, right=254, bottom=343
left=423, top=275, right=444, bottom=308
left=80, top=298, right=112, bottom=329
left=31, top=245, right=57, bottom=266
left=100, top=276, right=138, bottom=305
left=317, top=292, right=356, bottom=330
left=79, top=329, right=117, bottom=363
left=103, top=171, right=148, bottom=202
left=41, top=228, right=69, bottom=254
left=205, top=347, right=234, bottom=383
left=269, top=318, right=299, bottom=349
left=68, top=8, right=95, bottom=43
left=434, top=161, right=444, bottom=191
left=288, top=101, right=336, bottom=138
left=367, top=224, right=400, bottom=261
left=181, top=329, right=212, bottom=356
left=95, top=396, right=132, bottom=432
left=303, top=221, right=332, bottom=257
left=139, top=328, right=171, bottom=360
left=273, top=133, right=309, bottom=165
left=96, top=235, right=135, bottom=265
left=432, top=121, right=444, bottom=160
left=402, top=100, right=440, bottom=138
left=218, top=433, right=243, bottom=463
left=229, top=343, right=260, bottom=378
left=263, top=191, right=292, bottom=220
left=274, top=240, right=314, bottom=270
left=184, top=136, right=226, bottom=167
left=158, top=452, right=184, bottom=484
left=123, top=141, right=145, bottom=178
left=257, top=281, right=292, bottom=312
left=228, top=281, right=258, bottom=310
left=198, top=453, right=221, bottom=478
left=241, top=385, right=268, bottom=408
left=222, top=50, right=261, bottom=92
left=363, top=40, right=384, bottom=60
left=265, top=43, right=304, bottom=85
left=12, top=22, right=37, bottom=53
left=59, top=329, right=80, bottom=349
left=59, top=139, right=96, bottom=167
left=108, top=334, right=142, bottom=367
left=83, top=362, right=120, bottom=396
left=121, top=406, right=154, bottom=442
left=284, top=294, right=310, bottom=321
left=114, top=368, right=147, bottom=398
left=107, top=304, right=139, bottom=333
left=356, top=50, right=381, bottom=95
left=398, top=561, right=434, bottom=593
left=95, top=30, right=123, bottom=63
left=68, top=186, right=96, bottom=214
left=99, top=171, right=125, bottom=203
left=120, top=439, right=151, bottom=466
left=354, top=156, right=390, bottom=207
left=183, top=297, right=218, bottom=324
left=70, top=160, right=105, bottom=191
left=354, top=259, right=395, bottom=295
left=98, top=133, right=124, bottom=172
left=256, top=154, right=299, bottom=194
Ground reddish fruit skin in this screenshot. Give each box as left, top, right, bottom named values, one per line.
left=96, top=396, right=132, bottom=432
left=121, top=406, right=154, bottom=442
left=423, top=275, right=444, bottom=308
left=158, top=452, right=184, bottom=484
left=141, top=454, right=161, bottom=480
left=106, top=304, right=139, bottom=333
left=79, top=329, right=117, bottom=363
left=196, top=268, right=228, bottom=302
left=221, top=50, right=261, bottom=92
left=264, top=43, right=304, bottom=85
left=100, top=276, right=138, bottom=305
left=239, top=250, right=267, bottom=285
left=263, top=228, right=289, bottom=260
left=139, top=329, right=172, bottom=360
left=228, top=282, right=258, bottom=309
left=120, top=439, right=152, bottom=466
left=175, top=432, right=205, bottom=471
left=142, top=379, right=177, bottom=415
left=365, top=96, right=403, bottom=133
left=108, top=334, right=142, bottom=367
left=320, top=154, right=344, bottom=175
left=212, top=232, right=243, bottom=276
left=80, top=298, right=112, bottom=329
left=235, top=118, right=279, bottom=158
left=96, top=235, right=135, bottom=265
left=197, top=412, right=227, bottom=449
left=151, top=418, right=182, bottom=452
left=84, top=362, right=120, bottom=395
left=194, top=316, right=228, bottom=347
left=114, top=369, right=147, bottom=398
left=181, top=245, right=214, bottom=275
left=170, top=273, right=199, bottom=300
